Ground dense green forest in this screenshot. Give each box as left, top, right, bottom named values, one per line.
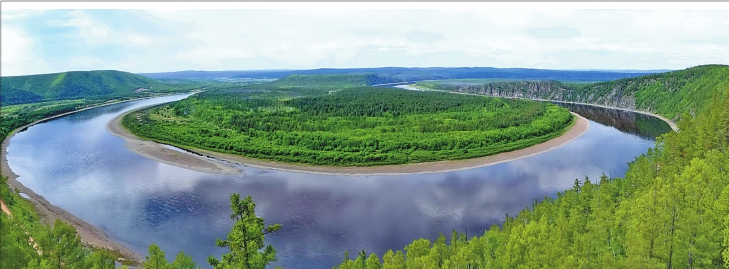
left=0, top=70, right=203, bottom=106
left=416, top=65, right=729, bottom=122
left=269, top=74, right=403, bottom=88
left=122, top=87, right=573, bottom=166
left=0, top=70, right=269, bottom=146
left=335, top=84, right=729, bottom=269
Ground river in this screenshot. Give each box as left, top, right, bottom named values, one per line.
left=5, top=94, right=671, bottom=268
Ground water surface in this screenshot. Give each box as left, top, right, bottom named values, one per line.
left=7, top=95, right=669, bottom=268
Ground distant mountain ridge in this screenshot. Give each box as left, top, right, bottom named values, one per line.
left=268, top=73, right=403, bottom=88
left=138, top=67, right=661, bottom=82
left=1, top=70, right=167, bottom=105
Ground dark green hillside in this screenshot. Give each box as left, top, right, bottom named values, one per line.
left=419, top=65, right=729, bottom=122
left=336, top=80, right=729, bottom=269
left=1, top=70, right=175, bottom=105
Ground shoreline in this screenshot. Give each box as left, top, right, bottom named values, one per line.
left=106, top=108, right=241, bottom=175
left=529, top=99, right=678, bottom=132
left=404, top=84, right=679, bottom=132
left=0, top=94, right=195, bottom=266
left=109, top=109, right=589, bottom=176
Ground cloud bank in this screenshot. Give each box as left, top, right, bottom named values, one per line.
left=2, top=7, right=728, bottom=76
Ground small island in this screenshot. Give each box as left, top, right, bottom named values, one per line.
left=115, top=86, right=587, bottom=174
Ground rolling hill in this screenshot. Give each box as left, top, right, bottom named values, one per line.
left=1, top=70, right=170, bottom=105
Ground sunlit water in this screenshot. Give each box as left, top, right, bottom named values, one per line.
left=6, top=94, right=670, bottom=268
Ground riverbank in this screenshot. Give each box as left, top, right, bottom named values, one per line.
left=529, top=99, right=678, bottom=132
left=110, top=108, right=589, bottom=175
left=0, top=94, right=194, bottom=266
left=106, top=109, right=241, bottom=175
left=408, top=84, right=679, bottom=132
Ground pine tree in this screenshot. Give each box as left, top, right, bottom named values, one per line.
left=208, top=193, right=281, bottom=269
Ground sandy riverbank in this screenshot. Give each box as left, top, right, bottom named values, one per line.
left=107, top=111, right=241, bottom=175
left=109, top=109, right=589, bottom=176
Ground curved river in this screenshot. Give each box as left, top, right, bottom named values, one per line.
left=6, top=94, right=671, bottom=268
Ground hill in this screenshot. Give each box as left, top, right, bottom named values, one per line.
left=336, top=69, right=729, bottom=269
left=1, top=70, right=171, bottom=105
left=416, top=65, right=729, bottom=121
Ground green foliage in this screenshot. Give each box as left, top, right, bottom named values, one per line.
left=1, top=70, right=202, bottom=106
left=84, top=251, right=117, bottom=269
left=269, top=74, right=402, bottom=88
left=143, top=244, right=198, bottom=269
left=335, top=85, right=729, bottom=268
left=124, top=87, right=573, bottom=166
left=422, top=65, right=729, bottom=122
left=145, top=244, right=169, bottom=269
left=38, top=220, right=87, bottom=269
left=0, top=212, right=38, bottom=269
left=208, top=193, right=282, bottom=269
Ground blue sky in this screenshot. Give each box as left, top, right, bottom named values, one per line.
left=2, top=3, right=729, bottom=76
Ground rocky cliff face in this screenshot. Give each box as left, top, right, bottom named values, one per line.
left=438, top=65, right=729, bottom=124
left=451, top=80, right=638, bottom=111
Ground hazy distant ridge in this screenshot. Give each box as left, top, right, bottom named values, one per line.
left=138, top=67, right=660, bottom=82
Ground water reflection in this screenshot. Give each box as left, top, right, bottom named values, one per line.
left=6, top=95, right=667, bottom=268
left=554, top=102, right=673, bottom=139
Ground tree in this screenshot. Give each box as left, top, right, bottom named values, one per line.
left=39, top=219, right=86, bottom=269
left=0, top=212, right=37, bottom=269
left=84, top=251, right=116, bottom=269
left=144, top=244, right=169, bottom=269
left=171, top=251, right=198, bottom=269
left=208, top=193, right=281, bottom=269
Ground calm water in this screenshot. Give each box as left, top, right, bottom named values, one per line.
left=6, top=95, right=670, bottom=268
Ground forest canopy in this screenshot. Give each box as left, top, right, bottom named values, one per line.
left=122, top=87, right=574, bottom=166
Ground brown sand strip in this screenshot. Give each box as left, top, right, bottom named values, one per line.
left=110, top=110, right=589, bottom=176
left=106, top=111, right=240, bottom=175
left=1, top=198, right=11, bottom=216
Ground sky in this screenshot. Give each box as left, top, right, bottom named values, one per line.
left=2, top=2, right=729, bottom=76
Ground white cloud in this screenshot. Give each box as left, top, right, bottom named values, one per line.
left=1, top=27, right=52, bottom=76
left=127, top=34, right=153, bottom=45
left=2, top=8, right=729, bottom=75
left=68, top=56, right=106, bottom=70
left=90, top=27, right=108, bottom=38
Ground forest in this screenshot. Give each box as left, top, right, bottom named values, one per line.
left=122, top=87, right=574, bottom=166
left=2, top=66, right=728, bottom=268
left=416, top=65, right=729, bottom=122
left=0, top=70, right=206, bottom=106
left=334, top=82, right=729, bottom=269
